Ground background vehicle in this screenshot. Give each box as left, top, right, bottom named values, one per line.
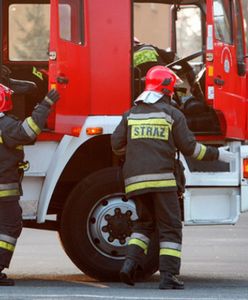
left=0, top=0, right=248, bottom=281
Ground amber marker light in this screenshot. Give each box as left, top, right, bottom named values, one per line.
left=243, top=158, right=248, bottom=178
left=86, top=127, right=103, bottom=135
left=50, top=83, right=57, bottom=90
left=71, top=127, right=82, bottom=137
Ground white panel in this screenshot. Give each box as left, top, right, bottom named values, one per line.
left=20, top=177, right=44, bottom=218
left=181, top=141, right=240, bottom=187
left=24, top=141, right=58, bottom=176
left=184, top=188, right=240, bottom=225
left=240, top=145, right=248, bottom=212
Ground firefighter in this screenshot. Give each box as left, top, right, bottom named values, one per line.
left=0, top=84, right=60, bottom=286
left=134, top=37, right=175, bottom=76
left=111, top=65, right=235, bottom=289
left=133, top=37, right=175, bottom=98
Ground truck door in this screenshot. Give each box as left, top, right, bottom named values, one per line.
left=49, top=0, right=131, bottom=135
left=1, top=1, right=50, bottom=120
left=206, top=0, right=247, bottom=139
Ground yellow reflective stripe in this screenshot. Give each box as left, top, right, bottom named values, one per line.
left=134, top=49, right=159, bottom=67
left=125, top=180, right=177, bottom=194
left=18, top=161, right=30, bottom=171
left=160, top=248, right=181, bottom=258
left=128, top=238, right=148, bottom=254
left=27, top=117, right=41, bottom=135
left=0, top=189, right=20, bottom=197
left=16, top=145, right=23, bottom=150
left=32, top=66, right=43, bottom=81
left=0, top=241, right=15, bottom=252
left=125, top=173, right=174, bottom=186
left=196, top=144, right=207, bottom=160
left=0, top=136, right=3, bottom=144
left=128, top=118, right=172, bottom=129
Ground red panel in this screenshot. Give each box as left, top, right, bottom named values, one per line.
left=205, top=0, right=248, bottom=140
left=87, top=0, right=131, bottom=115
left=49, top=0, right=91, bottom=134
left=213, top=44, right=247, bottom=139
left=49, top=0, right=131, bottom=135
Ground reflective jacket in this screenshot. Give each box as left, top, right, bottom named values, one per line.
left=134, top=43, right=175, bottom=77
left=0, top=100, right=51, bottom=198
left=111, top=97, right=219, bottom=198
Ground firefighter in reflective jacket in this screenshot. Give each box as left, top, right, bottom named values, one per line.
left=133, top=37, right=175, bottom=98
left=0, top=85, right=59, bottom=286
left=111, top=66, right=234, bottom=289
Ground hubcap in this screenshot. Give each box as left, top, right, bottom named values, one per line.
left=87, top=194, right=137, bottom=259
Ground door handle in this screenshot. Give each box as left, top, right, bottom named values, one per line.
left=57, top=76, right=69, bottom=84
left=214, top=77, right=225, bottom=86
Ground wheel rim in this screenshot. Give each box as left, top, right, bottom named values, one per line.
left=87, top=193, right=138, bottom=260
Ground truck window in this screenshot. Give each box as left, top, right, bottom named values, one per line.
left=234, top=0, right=246, bottom=76
left=241, top=0, right=248, bottom=53
left=9, top=4, right=50, bottom=61
left=133, top=3, right=171, bottom=49
left=58, top=0, right=84, bottom=45
left=175, top=6, right=202, bottom=60
left=213, top=0, right=232, bottom=44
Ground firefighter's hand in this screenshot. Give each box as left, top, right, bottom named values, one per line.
left=44, top=89, right=60, bottom=106
left=218, top=146, right=235, bottom=163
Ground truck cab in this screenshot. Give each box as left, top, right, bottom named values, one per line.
left=0, top=0, right=248, bottom=281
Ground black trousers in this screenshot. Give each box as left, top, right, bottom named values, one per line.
left=0, top=197, right=22, bottom=269
left=127, top=191, right=182, bottom=274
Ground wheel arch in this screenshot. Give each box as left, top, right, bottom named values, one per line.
left=48, top=134, right=114, bottom=216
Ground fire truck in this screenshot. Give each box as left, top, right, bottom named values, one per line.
left=0, top=0, right=248, bottom=280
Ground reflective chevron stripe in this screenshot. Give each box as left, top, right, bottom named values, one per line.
left=22, top=117, right=41, bottom=139
left=160, top=241, right=182, bottom=258
left=125, top=173, right=176, bottom=194
left=128, top=233, right=149, bottom=255
left=192, top=143, right=207, bottom=160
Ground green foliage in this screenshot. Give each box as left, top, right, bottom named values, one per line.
left=14, top=5, right=49, bottom=61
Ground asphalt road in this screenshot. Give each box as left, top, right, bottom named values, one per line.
left=0, top=212, right=248, bottom=300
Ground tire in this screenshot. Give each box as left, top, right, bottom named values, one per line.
left=59, top=167, right=158, bottom=281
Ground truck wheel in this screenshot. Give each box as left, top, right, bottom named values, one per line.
left=59, top=167, right=158, bottom=281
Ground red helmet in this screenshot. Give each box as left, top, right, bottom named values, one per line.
left=145, top=65, right=182, bottom=96
left=0, top=84, right=13, bottom=112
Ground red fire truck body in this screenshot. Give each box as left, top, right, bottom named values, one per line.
left=48, top=0, right=131, bottom=134
left=0, top=0, right=248, bottom=280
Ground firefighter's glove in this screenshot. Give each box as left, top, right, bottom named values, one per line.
left=218, top=146, right=235, bottom=163
left=44, top=89, right=60, bottom=106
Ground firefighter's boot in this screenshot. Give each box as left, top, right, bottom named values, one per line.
left=159, top=272, right=184, bottom=290
left=0, top=272, right=15, bottom=286
left=119, top=258, right=138, bottom=286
